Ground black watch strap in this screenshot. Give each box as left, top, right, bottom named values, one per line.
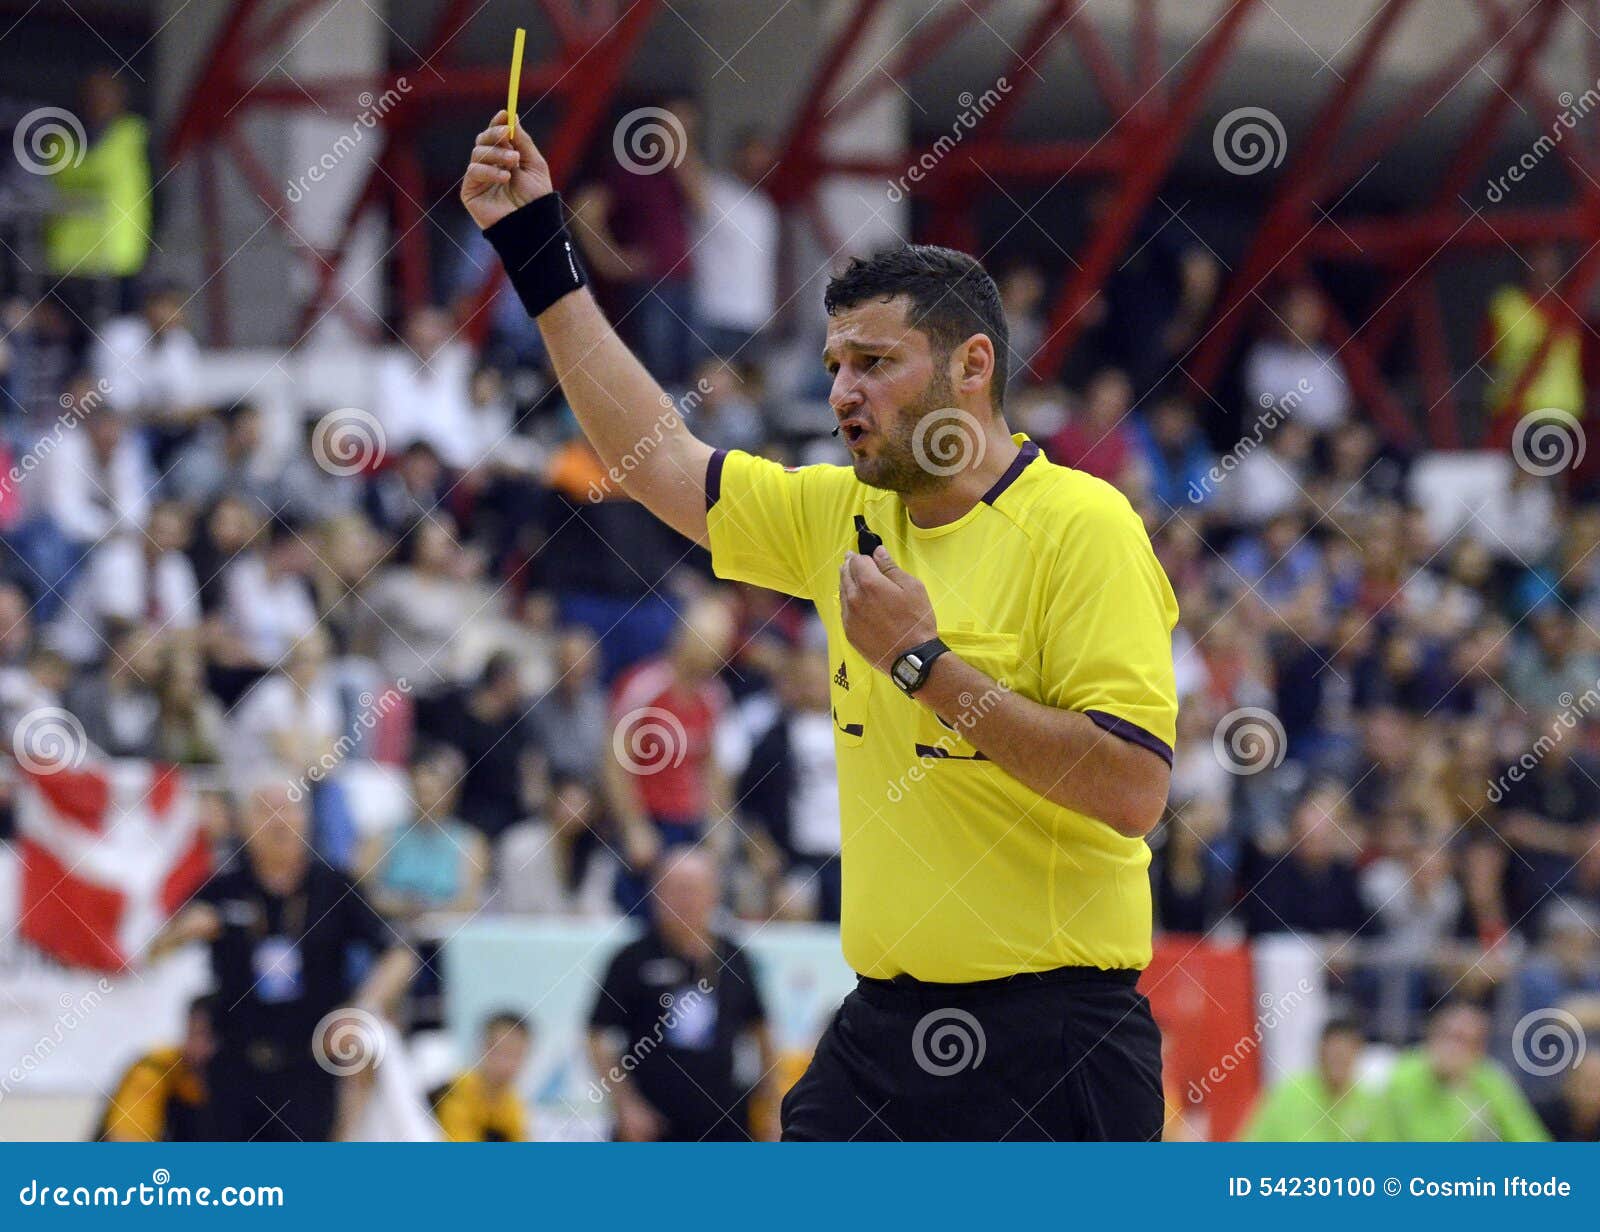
left=891, top=637, right=949, bottom=696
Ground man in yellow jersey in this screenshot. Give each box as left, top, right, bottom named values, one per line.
left=462, top=111, right=1177, bottom=1141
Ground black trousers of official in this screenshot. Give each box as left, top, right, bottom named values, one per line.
left=781, top=967, right=1164, bottom=1142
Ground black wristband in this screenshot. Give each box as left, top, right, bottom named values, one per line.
left=483, top=192, right=589, bottom=319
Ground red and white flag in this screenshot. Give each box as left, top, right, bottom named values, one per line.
left=14, top=760, right=211, bottom=972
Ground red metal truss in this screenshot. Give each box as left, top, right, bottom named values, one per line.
left=163, top=0, right=660, bottom=345
left=774, top=0, right=1593, bottom=449
left=169, top=0, right=1596, bottom=450
left=1180, top=0, right=1594, bottom=446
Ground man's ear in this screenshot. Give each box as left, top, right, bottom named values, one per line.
left=954, top=333, right=996, bottom=403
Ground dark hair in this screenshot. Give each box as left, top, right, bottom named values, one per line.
left=1319, top=1015, right=1363, bottom=1044
left=409, top=740, right=462, bottom=774
left=187, top=993, right=219, bottom=1025
left=824, top=245, right=1009, bottom=408
left=218, top=399, right=258, bottom=429
left=482, top=1010, right=532, bottom=1039
left=478, top=650, right=520, bottom=691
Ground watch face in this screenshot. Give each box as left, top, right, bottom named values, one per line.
left=894, top=654, right=922, bottom=690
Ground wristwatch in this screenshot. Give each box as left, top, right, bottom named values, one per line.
left=890, top=637, right=950, bottom=696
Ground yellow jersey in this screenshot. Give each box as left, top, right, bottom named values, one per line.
left=707, top=434, right=1178, bottom=980
left=432, top=1069, right=529, bottom=1142
left=95, top=1047, right=206, bottom=1142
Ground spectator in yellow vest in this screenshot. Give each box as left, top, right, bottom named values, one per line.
left=1485, top=245, right=1584, bottom=436
left=45, top=71, right=152, bottom=328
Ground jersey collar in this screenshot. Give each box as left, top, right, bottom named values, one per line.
left=980, top=433, right=1041, bottom=505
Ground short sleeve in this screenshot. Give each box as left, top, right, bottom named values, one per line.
left=1039, top=493, right=1179, bottom=764
left=705, top=451, right=858, bottom=601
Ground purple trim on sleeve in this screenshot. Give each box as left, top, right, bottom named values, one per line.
left=1085, top=709, right=1173, bottom=766
left=705, top=449, right=728, bottom=511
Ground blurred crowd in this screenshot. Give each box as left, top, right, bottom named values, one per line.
left=2, top=77, right=1600, bottom=1142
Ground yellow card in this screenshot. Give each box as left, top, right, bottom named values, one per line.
left=508, top=27, right=526, bottom=137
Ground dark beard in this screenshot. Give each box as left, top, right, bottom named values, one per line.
left=851, top=370, right=959, bottom=494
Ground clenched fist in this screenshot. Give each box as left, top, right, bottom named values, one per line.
left=840, top=546, right=939, bottom=673
left=461, top=109, right=554, bottom=231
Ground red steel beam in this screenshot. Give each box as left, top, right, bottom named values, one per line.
left=1185, top=0, right=1420, bottom=393
left=1310, top=0, right=1545, bottom=204
left=825, top=0, right=1006, bottom=127
left=165, top=0, right=268, bottom=161
left=769, top=0, right=891, bottom=205
left=1429, top=0, right=1560, bottom=207
left=1294, top=255, right=1419, bottom=446
left=389, top=144, right=433, bottom=317
left=536, top=0, right=587, bottom=49
left=254, top=0, right=334, bottom=55
left=198, top=144, right=228, bottom=346
left=1412, top=276, right=1462, bottom=448
left=1349, top=0, right=1564, bottom=352
left=1063, top=0, right=1136, bottom=117
left=461, top=0, right=662, bottom=344
left=237, top=64, right=567, bottom=112
left=293, top=0, right=549, bottom=337
left=916, top=0, right=1077, bottom=195
left=1032, top=0, right=1262, bottom=380
left=818, top=138, right=1120, bottom=183
left=1303, top=203, right=1591, bottom=257
left=1134, top=0, right=1163, bottom=98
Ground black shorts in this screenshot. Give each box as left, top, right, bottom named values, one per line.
left=780, top=966, right=1164, bottom=1142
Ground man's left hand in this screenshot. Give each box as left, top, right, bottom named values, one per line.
left=840, top=546, right=938, bottom=673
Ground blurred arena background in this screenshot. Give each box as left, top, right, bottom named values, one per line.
left=1, top=0, right=1599, bottom=1142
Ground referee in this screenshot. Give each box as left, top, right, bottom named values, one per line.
left=462, top=112, right=1178, bottom=1142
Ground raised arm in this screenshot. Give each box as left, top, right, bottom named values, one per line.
left=460, top=111, right=714, bottom=544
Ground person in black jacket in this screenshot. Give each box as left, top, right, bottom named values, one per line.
left=736, top=643, right=841, bottom=922
left=1239, top=781, right=1370, bottom=939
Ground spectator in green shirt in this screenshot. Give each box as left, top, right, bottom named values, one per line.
left=1377, top=1001, right=1549, bottom=1141
left=1241, top=1018, right=1382, bottom=1141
